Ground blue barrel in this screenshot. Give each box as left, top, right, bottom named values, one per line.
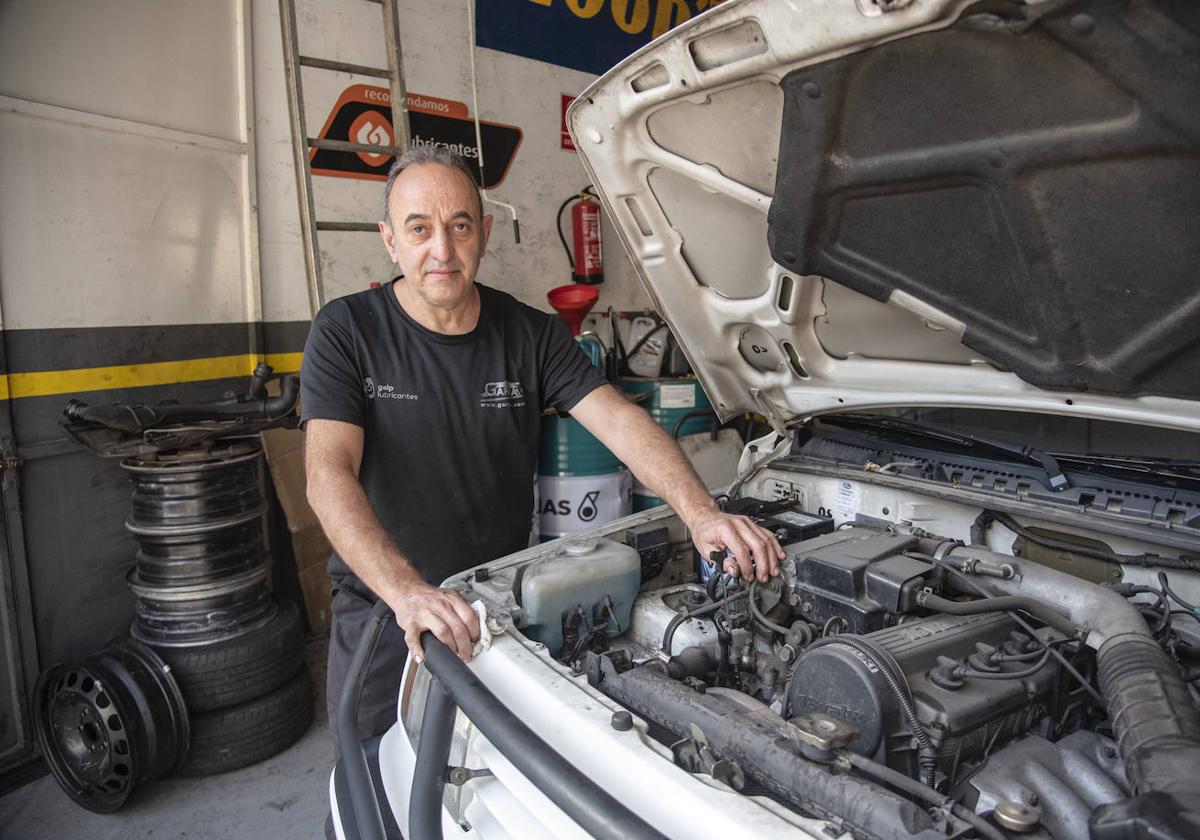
left=619, top=377, right=714, bottom=511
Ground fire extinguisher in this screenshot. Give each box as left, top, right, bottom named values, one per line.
left=557, top=186, right=603, bottom=285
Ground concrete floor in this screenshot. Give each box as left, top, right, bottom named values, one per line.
left=0, top=636, right=334, bottom=840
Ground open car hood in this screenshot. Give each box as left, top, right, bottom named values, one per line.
left=569, top=0, right=1200, bottom=432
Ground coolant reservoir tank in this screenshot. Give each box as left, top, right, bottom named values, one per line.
left=518, top=538, right=640, bottom=657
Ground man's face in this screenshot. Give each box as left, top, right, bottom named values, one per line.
left=378, top=163, right=493, bottom=311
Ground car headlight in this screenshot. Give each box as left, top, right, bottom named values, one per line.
left=399, top=659, right=481, bottom=827
left=400, top=659, right=433, bottom=749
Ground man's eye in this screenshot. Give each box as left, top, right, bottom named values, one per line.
left=409, top=225, right=425, bottom=235
left=454, top=223, right=470, bottom=233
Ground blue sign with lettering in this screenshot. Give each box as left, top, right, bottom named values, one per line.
left=476, top=0, right=725, bottom=76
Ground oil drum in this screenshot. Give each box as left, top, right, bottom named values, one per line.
left=537, top=411, right=631, bottom=541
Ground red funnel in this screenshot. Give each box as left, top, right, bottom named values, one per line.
left=547, top=284, right=599, bottom=336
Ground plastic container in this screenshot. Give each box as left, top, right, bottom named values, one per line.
left=626, top=316, right=667, bottom=378
left=518, top=538, right=640, bottom=656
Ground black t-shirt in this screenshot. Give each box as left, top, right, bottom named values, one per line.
left=300, top=281, right=607, bottom=590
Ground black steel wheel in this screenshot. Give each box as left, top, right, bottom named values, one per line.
left=133, top=518, right=267, bottom=586
left=122, top=443, right=266, bottom=534
left=34, top=640, right=189, bottom=813
left=128, top=566, right=277, bottom=648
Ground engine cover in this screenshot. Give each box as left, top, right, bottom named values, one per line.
left=786, top=612, right=1064, bottom=781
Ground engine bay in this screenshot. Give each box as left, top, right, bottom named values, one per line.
left=462, top=480, right=1200, bottom=839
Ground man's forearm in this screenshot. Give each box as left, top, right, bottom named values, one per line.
left=308, top=466, right=421, bottom=605
left=584, top=391, right=720, bottom=528
left=570, top=385, right=783, bottom=580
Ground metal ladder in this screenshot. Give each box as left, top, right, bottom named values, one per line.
left=278, top=0, right=410, bottom=317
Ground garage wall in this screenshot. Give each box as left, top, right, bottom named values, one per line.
left=0, top=0, right=665, bottom=784
left=0, top=0, right=262, bottom=783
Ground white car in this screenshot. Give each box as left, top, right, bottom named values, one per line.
left=332, top=0, right=1200, bottom=837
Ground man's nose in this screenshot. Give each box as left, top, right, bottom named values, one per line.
left=429, top=227, right=453, bottom=262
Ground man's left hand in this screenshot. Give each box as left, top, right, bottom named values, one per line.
left=690, top=512, right=785, bottom=582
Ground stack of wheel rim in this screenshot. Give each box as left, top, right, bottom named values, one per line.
left=121, top=440, right=312, bottom=777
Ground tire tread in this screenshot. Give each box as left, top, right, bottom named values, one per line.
left=181, top=667, right=313, bottom=776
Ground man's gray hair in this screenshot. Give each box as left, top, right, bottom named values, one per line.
left=382, top=146, right=483, bottom=229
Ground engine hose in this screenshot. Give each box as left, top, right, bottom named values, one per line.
left=806, top=634, right=938, bottom=787
left=1159, top=572, right=1200, bottom=613
left=669, top=409, right=718, bottom=439
left=974, top=510, right=1200, bottom=571
left=748, top=581, right=792, bottom=636
left=842, top=752, right=1006, bottom=840
left=961, top=646, right=1056, bottom=680
left=1096, top=633, right=1200, bottom=797
left=662, top=590, right=748, bottom=655
left=968, top=513, right=990, bottom=547
left=916, top=591, right=1081, bottom=639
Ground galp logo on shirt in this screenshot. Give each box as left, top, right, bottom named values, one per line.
left=365, top=376, right=419, bottom=401
left=479, top=381, right=525, bottom=409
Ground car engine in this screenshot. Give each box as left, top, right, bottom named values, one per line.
left=566, top=500, right=1200, bottom=839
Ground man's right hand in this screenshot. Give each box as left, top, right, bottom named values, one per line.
left=390, top=580, right=481, bottom=664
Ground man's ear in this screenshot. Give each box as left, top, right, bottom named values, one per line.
left=378, top=221, right=396, bottom=261
left=481, top=214, right=494, bottom=250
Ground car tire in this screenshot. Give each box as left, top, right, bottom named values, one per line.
left=180, top=667, right=313, bottom=776
left=150, top=596, right=305, bottom=713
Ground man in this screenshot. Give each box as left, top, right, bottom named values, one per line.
left=301, top=147, right=784, bottom=758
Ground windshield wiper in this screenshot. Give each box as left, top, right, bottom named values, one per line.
left=821, top=415, right=1071, bottom=489
left=1049, top=452, right=1200, bottom=484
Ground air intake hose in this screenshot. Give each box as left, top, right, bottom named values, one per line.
left=1095, top=633, right=1200, bottom=796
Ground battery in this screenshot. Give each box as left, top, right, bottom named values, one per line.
left=754, top=508, right=835, bottom=544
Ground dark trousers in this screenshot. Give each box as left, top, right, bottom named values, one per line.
left=326, top=588, right=410, bottom=839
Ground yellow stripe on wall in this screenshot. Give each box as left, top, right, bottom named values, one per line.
left=264, top=353, right=304, bottom=375
left=0, top=352, right=304, bottom=401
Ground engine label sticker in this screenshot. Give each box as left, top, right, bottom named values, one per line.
left=836, top=481, right=857, bottom=521
left=774, top=510, right=825, bottom=528
left=659, top=383, right=696, bottom=409
left=764, top=478, right=802, bottom=505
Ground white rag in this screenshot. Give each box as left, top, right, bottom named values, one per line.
left=471, top=599, right=492, bottom=656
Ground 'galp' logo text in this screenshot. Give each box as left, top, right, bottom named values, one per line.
left=365, top=377, right=419, bottom=401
